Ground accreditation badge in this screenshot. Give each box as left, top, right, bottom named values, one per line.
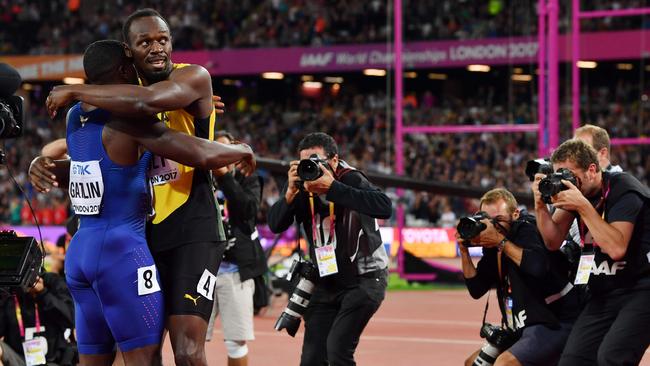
left=315, top=244, right=338, bottom=277
left=574, top=254, right=595, bottom=285
left=22, top=336, right=47, bottom=366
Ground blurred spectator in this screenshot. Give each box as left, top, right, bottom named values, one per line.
left=2, top=70, right=649, bottom=228
left=1, top=0, right=649, bottom=55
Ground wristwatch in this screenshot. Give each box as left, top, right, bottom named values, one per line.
left=498, top=237, right=508, bottom=251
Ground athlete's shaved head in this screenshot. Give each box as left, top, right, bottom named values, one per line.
left=83, top=40, right=136, bottom=85
left=122, top=8, right=170, bottom=45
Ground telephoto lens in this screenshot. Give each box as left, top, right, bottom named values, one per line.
left=274, top=260, right=319, bottom=337
left=471, top=343, right=501, bottom=366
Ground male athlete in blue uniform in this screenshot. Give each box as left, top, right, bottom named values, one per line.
left=46, top=9, right=240, bottom=366
left=61, top=40, right=254, bottom=366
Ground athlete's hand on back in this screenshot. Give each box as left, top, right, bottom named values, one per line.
left=213, top=95, right=225, bottom=115
left=46, top=85, right=76, bottom=119
left=234, top=143, right=256, bottom=177
left=29, top=156, right=59, bottom=192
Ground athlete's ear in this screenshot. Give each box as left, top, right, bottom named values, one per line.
left=123, top=43, right=133, bottom=58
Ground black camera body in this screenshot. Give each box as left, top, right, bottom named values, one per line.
left=480, top=323, right=518, bottom=349
left=0, top=231, right=43, bottom=292
left=471, top=323, right=519, bottom=366
left=525, top=158, right=553, bottom=182
left=274, top=260, right=320, bottom=337
left=538, top=168, right=578, bottom=204
left=297, top=154, right=330, bottom=183
left=0, top=95, right=24, bottom=140
left=457, top=211, right=490, bottom=242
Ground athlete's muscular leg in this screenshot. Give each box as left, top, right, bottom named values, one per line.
left=121, top=344, right=161, bottom=366
left=168, top=315, right=209, bottom=366
left=79, top=353, right=114, bottom=366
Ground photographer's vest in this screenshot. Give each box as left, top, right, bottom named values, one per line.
left=306, top=164, right=385, bottom=289
left=145, top=63, right=225, bottom=251
left=493, top=218, right=579, bottom=331
left=580, top=171, right=650, bottom=295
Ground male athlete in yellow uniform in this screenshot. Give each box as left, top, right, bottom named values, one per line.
left=47, top=9, right=239, bottom=366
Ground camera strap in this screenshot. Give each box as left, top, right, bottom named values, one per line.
left=13, top=295, right=41, bottom=338
left=308, top=193, right=335, bottom=247
left=578, top=178, right=610, bottom=248
left=309, top=193, right=339, bottom=277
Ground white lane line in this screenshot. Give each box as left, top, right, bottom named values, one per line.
left=216, top=329, right=483, bottom=346
left=372, top=318, right=477, bottom=327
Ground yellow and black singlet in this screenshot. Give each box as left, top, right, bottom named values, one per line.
left=145, top=63, right=225, bottom=252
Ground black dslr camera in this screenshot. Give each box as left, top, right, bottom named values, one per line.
left=538, top=168, right=578, bottom=204
left=457, top=211, right=490, bottom=243
left=0, top=231, right=43, bottom=292
left=0, top=95, right=24, bottom=140
left=297, top=154, right=329, bottom=182
left=471, top=323, right=519, bottom=366
left=0, top=63, right=25, bottom=142
left=525, top=158, right=553, bottom=182
left=274, top=259, right=319, bottom=337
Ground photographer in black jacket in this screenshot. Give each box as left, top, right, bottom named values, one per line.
left=206, top=131, right=267, bottom=366
left=533, top=139, right=650, bottom=366
left=460, top=188, right=580, bottom=366
left=268, top=132, right=391, bottom=366
left=0, top=272, right=75, bottom=366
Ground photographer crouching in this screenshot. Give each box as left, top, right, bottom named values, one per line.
left=267, top=132, right=391, bottom=366
left=533, top=139, right=650, bottom=366
left=459, top=189, right=580, bottom=366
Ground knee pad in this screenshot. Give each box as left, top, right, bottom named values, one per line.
left=224, top=340, right=248, bottom=359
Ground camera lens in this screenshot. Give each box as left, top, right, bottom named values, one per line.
left=297, top=159, right=323, bottom=181
left=457, top=217, right=487, bottom=240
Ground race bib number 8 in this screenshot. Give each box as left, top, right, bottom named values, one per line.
left=137, top=265, right=161, bottom=296
left=69, top=160, right=104, bottom=215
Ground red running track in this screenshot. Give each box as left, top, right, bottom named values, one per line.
left=161, top=290, right=650, bottom=365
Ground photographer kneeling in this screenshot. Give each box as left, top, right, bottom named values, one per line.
left=268, top=132, right=391, bottom=366
left=459, top=189, right=580, bottom=366
left=533, top=139, right=650, bottom=366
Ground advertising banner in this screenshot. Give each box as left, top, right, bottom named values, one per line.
left=4, top=30, right=650, bottom=80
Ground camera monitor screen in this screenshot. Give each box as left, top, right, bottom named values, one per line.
left=0, top=239, right=30, bottom=273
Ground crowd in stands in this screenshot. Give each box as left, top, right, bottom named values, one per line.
left=1, top=76, right=648, bottom=228
left=3, top=0, right=650, bottom=55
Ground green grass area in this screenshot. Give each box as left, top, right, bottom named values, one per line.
left=386, top=273, right=465, bottom=291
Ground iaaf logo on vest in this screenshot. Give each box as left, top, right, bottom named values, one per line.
left=591, top=261, right=626, bottom=276
left=72, top=163, right=92, bottom=175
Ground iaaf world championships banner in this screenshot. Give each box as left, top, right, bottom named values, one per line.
left=3, top=30, right=650, bottom=80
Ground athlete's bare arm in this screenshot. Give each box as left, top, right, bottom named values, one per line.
left=46, top=65, right=214, bottom=119
left=111, top=119, right=255, bottom=175
left=41, top=138, right=68, bottom=159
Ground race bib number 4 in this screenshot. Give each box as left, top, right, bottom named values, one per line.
left=197, top=269, right=217, bottom=300
left=149, top=155, right=180, bottom=186
left=69, top=160, right=104, bottom=215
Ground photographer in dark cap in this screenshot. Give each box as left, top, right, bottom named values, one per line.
left=533, top=139, right=650, bottom=366
left=267, top=132, right=391, bottom=366
left=459, top=188, right=579, bottom=366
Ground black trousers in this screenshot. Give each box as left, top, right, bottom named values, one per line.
left=558, top=286, right=650, bottom=366
left=299, top=270, right=388, bottom=366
